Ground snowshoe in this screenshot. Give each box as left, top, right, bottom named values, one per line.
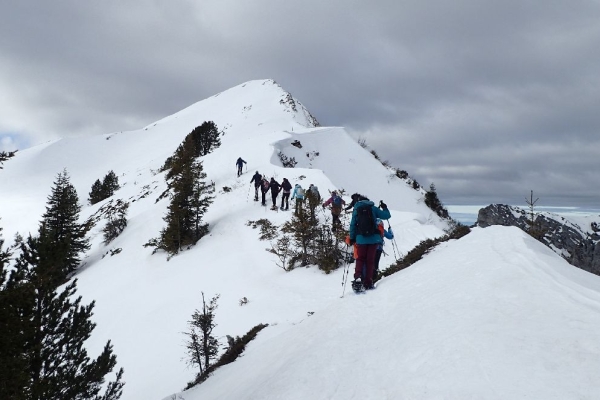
left=351, top=278, right=365, bottom=293
left=270, top=205, right=278, bottom=211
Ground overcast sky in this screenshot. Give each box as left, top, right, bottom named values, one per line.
left=1, top=1, right=599, bottom=207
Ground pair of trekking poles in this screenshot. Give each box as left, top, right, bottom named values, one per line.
left=340, top=220, right=401, bottom=298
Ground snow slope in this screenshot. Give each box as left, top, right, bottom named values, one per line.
left=5, top=79, right=599, bottom=399
left=174, top=226, right=600, bottom=400
left=0, top=79, right=447, bottom=399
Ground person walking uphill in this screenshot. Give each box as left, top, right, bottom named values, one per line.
left=349, top=198, right=391, bottom=291
left=280, top=178, right=292, bottom=210
left=236, top=157, right=247, bottom=177
left=291, top=184, right=305, bottom=216
left=322, top=191, right=346, bottom=232
left=269, top=178, right=281, bottom=210
left=260, top=176, right=270, bottom=206
left=250, top=171, right=262, bottom=201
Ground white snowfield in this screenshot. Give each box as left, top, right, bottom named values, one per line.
left=1, top=79, right=599, bottom=400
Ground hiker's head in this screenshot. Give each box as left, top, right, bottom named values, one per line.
left=332, top=191, right=337, bottom=196
left=256, top=171, right=259, bottom=174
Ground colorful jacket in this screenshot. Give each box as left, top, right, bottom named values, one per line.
left=349, top=200, right=391, bottom=245
left=291, top=185, right=305, bottom=200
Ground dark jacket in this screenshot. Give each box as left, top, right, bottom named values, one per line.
left=250, top=172, right=262, bottom=187
left=236, top=158, right=247, bottom=167
left=281, top=179, right=292, bottom=193
left=269, top=179, right=281, bottom=195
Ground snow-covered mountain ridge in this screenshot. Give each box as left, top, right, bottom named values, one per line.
left=2, top=79, right=600, bottom=399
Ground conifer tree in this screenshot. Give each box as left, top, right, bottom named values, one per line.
left=185, top=293, right=220, bottom=376
left=159, top=159, right=214, bottom=255
left=281, top=200, right=320, bottom=267
left=40, top=169, right=90, bottom=281
left=89, top=179, right=104, bottom=205
left=424, top=183, right=449, bottom=219
left=1, top=234, right=124, bottom=400
left=0, top=150, right=17, bottom=169
left=101, top=170, right=120, bottom=198
left=191, top=121, right=221, bottom=157
left=103, top=200, right=129, bottom=244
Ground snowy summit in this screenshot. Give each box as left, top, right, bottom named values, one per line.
left=1, top=79, right=600, bottom=400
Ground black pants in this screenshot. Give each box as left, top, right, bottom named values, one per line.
left=281, top=192, right=290, bottom=209
left=261, top=191, right=268, bottom=205
left=271, top=192, right=278, bottom=207
left=254, top=185, right=260, bottom=200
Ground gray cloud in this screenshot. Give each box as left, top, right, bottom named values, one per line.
left=1, top=0, right=599, bottom=208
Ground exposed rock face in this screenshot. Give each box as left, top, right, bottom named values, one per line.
left=477, top=204, right=600, bottom=276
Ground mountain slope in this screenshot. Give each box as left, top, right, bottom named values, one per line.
left=0, top=79, right=448, bottom=399
left=173, top=226, right=600, bottom=400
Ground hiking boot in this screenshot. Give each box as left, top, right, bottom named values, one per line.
left=351, top=278, right=364, bottom=292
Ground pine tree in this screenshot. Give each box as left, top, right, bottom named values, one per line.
left=184, top=293, right=220, bottom=376
left=0, top=234, right=124, bottom=400
left=281, top=200, right=320, bottom=267
left=103, top=200, right=129, bottom=244
left=0, top=150, right=17, bottom=169
left=424, top=183, right=449, bottom=219
left=89, top=179, right=104, bottom=205
left=101, top=170, right=120, bottom=198
left=40, top=169, right=90, bottom=281
left=159, top=160, right=214, bottom=255
left=191, top=121, right=221, bottom=157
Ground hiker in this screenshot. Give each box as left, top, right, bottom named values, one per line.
left=373, top=219, right=394, bottom=282
left=344, top=193, right=367, bottom=213
left=306, top=184, right=321, bottom=221
left=291, top=184, right=305, bottom=215
left=260, top=176, right=270, bottom=206
left=348, top=198, right=391, bottom=290
left=250, top=171, right=262, bottom=201
left=280, top=178, right=292, bottom=210
left=322, top=191, right=346, bottom=231
left=236, top=157, right=247, bottom=177
left=269, top=177, right=281, bottom=210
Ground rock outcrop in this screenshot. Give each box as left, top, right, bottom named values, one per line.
left=477, top=204, right=600, bottom=276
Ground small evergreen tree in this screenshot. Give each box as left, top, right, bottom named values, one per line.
left=525, top=190, right=545, bottom=240
left=281, top=200, right=320, bottom=267
left=103, top=200, right=129, bottom=244
left=1, top=234, right=124, bottom=400
left=185, top=293, right=220, bottom=376
left=156, top=159, right=214, bottom=255
left=40, top=170, right=90, bottom=281
left=89, top=179, right=104, bottom=205
left=424, top=183, right=449, bottom=219
left=102, top=170, right=120, bottom=198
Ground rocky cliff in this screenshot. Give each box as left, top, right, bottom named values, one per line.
left=477, top=204, right=600, bottom=276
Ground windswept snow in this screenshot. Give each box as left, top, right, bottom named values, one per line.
left=173, top=226, right=600, bottom=400
left=2, top=79, right=599, bottom=400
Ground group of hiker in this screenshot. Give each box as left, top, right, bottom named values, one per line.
left=242, top=158, right=393, bottom=293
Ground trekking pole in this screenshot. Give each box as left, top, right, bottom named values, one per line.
left=340, top=245, right=352, bottom=298
left=387, top=221, right=401, bottom=262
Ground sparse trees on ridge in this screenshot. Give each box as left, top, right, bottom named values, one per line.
left=0, top=150, right=17, bottom=169
left=89, top=170, right=121, bottom=205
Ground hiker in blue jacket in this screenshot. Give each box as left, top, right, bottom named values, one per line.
left=348, top=198, right=391, bottom=290
left=291, top=184, right=305, bottom=216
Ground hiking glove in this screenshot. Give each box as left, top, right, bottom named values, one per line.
left=379, top=201, right=388, bottom=210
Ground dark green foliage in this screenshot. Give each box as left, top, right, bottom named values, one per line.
left=0, top=150, right=17, bottom=169
left=424, top=183, right=449, bottom=219
left=184, top=293, right=220, bottom=377
left=0, top=234, right=124, bottom=400
left=103, top=200, right=129, bottom=245
left=185, top=323, right=269, bottom=390
left=162, top=121, right=221, bottom=176
left=40, top=169, right=90, bottom=281
left=153, top=160, right=214, bottom=256
left=379, top=223, right=471, bottom=281
left=525, top=190, right=545, bottom=241
left=89, top=171, right=121, bottom=205
left=278, top=151, right=297, bottom=168
left=246, top=219, right=278, bottom=241
left=190, top=121, right=221, bottom=157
